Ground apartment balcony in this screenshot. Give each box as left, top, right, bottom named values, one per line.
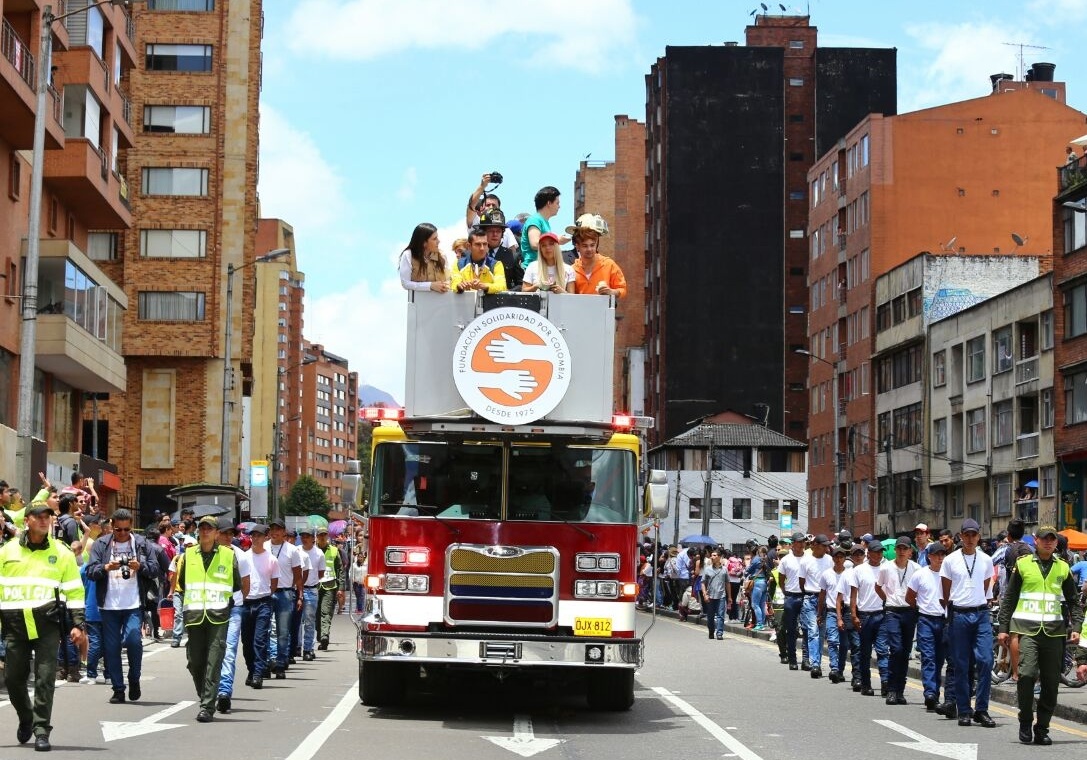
left=0, top=16, right=65, bottom=149
left=21, top=238, right=127, bottom=393
left=1016, top=432, right=1039, bottom=460
left=1058, top=155, right=1087, bottom=199
left=43, top=137, right=132, bottom=228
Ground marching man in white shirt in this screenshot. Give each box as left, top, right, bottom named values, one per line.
left=877, top=536, right=920, bottom=706
left=850, top=541, right=890, bottom=697
left=906, top=539, right=952, bottom=712
left=940, top=518, right=997, bottom=728
left=777, top=532, right=808, bottom=670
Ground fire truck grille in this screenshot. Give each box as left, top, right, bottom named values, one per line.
left=445, top=545, right=559, bottom=628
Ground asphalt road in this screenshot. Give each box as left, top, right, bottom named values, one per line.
left=3, top=613, right=1086, bottom=759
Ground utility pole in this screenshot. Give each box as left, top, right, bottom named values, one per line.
left=885, top=435, right=894, bottom=537
left=672, top=470, right=681, bottom=545
left=701, top=438, right=715, bottom=538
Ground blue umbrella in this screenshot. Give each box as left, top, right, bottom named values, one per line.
left=1024, top=480, right=1039, bottom=489
left=680, top=534, right=719, bottom=546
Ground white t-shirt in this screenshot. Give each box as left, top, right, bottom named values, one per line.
left=877, top=560, right=920, bottom=607
left=245, top=548, right=278, bottom=598
left=103, top=538, right=141, bottom=611
left=778, top=552, right=805, bottom=593
left=801, top=553, right=833, bottom=593
left=269, top=540, right=302, bottom=589
left=821, top=567, right=846, bottom=610
left=230, top=544, right=251, bottom=606
left=836, top=568, right=856, bottom=613
left=850, top=561, right=884, bottom=612
left=302, top=545, right=326, bottom=587
left=523, top=262, right=574, bottom=289
left=940, top=548, right=993, bottom=607
left=908, top=567, right=945, bottom=616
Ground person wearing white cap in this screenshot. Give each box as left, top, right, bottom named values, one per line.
left=914, top=523, right=933, bottom=567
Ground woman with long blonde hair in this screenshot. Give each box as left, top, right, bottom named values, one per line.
left=522, top=232, right=573, bottom=294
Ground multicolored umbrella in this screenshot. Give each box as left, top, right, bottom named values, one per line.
left=328, top=520, right=347, bottom=537
left=307, top=514, right=329, bottom=529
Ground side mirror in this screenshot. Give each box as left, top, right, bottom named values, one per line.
left=643, top=469, right=670, bottom=519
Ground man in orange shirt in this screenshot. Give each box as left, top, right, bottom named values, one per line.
left=568, top=214, right=627, bottom=298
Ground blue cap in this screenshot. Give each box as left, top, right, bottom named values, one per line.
left=507, top=219, right=524, bottom=236
left=961, top=518, right=981, bottom=534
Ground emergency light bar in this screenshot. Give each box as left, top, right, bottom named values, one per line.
left=611, top=414, right=654, bottom=430
left=361, top=407, right=404, bottom=422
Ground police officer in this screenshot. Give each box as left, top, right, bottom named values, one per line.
left=0, top=499, right=86, bottom=751
left=997, top=525, right=1083, bottom=745
left=177, top=515, right=241, bottom=723
left=315, top=526, right=344, bottom=650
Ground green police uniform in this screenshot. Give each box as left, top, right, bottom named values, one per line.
left=997, top=551, right=1083, bottom=736
left=316, top=541, right=342, bottom=648
left=179, top=544, right=240, bottom=718
left=0, top=533, right=85, bottom=741
left=768, top=567, right=787, bottom=661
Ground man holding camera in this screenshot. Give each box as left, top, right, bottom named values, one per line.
left=86, top=508, right=160, bottom=705
left=466, top=173, right=518, bottom=249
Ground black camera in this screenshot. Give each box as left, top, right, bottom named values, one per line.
left=117, top=554, right=132, bottom=580
left=488, top=171, right=503, bottom=185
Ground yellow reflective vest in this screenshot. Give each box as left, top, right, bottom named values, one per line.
left=181, top=545, right=236, bottom=627
left=1011, top=554, right=1070, bottom=637
left=320, top=545, right=340, bottom=591
left=0, top=535, right=85, bottom=640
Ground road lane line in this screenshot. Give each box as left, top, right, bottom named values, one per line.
left=651, top=686, right=765, bottom=760
left=283, top=681, right=360, bottom=760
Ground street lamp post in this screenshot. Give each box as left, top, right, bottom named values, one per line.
left=797, top=348, right=840, bottom=535
left=15, top=0, right=131, bottom=493
left=269, top=357, right=314, bottom=521
left=220, top=248, right=290, bottom=484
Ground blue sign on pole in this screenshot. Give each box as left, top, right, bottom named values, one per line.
left=779, top=510, right=792, bottom=532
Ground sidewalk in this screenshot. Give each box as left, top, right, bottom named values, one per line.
left=642, top=606, right=1087, bottom=724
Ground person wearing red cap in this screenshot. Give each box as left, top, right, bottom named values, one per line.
left=523, top=232, right=574, bottom=293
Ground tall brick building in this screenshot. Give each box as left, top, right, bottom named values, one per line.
left=0, top=0, right=134, bottom=500
left=299, top=341, right=358, bottom=506
left=573, top=115, right=646, bottom=415
left=93, top=0, right=263, bottom=515
left=644, top=14, right=896, bottom=443
left=806, top=76, right=1085, bottom=537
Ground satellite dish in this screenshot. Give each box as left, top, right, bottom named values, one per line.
left=761, top=2, right=769, bottom=10
left=942, top=236, right=957, bottom=252
left=1011, top=232, right=1027, bottom=247
left=779, top=3, right=788, bottom=10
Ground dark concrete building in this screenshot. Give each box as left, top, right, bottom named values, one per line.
left=644, top=14, right=896, bottom=442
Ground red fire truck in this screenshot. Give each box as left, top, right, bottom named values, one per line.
left=350, top=290, right=668, bottom=710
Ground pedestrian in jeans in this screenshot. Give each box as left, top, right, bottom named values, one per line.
left=79, top=562, right=107, bottom=684
left=241, top=524, right=277, bottom=689
left=906, top=539, right=950, bottom=711
left=85, top=508, right=159, bottom=704
left=267, top=519, right=303, bottom=678
left=215, top=517, right=251, bottom=715
left=701, top=550, right=729, bottom=640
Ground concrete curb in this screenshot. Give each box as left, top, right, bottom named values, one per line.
left=640, top=607, right=1087, bottom=724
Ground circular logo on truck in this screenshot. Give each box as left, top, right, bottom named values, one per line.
left=453, top=307, right=571, bottom=424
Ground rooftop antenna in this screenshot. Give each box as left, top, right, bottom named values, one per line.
left=1002, top=41, right=1052, bottom=81
left=1011, top=232, right=1028, bottom=252
left=940, top=235, right=958, bottom=252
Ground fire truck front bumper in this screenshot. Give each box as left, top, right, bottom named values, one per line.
left=357, top=631, right=643, bottom=669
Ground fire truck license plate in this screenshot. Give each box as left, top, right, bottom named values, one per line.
left=574, top=617, right=612, bottom=637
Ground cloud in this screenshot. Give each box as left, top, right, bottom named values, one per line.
left=396, top=167, right=417, bottom=203
left=901, top=21, right=1023, bottom=112
left=257, top=103, right=347, bottom=231
left=284, top=0, right=640, bottom=74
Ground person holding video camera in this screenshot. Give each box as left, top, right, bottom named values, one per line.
left=466, top=172, right=518, bottom=249
left=86, top=508, right=160, bottom=706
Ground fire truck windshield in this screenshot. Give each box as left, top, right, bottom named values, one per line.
left=370, top=442, right=637, bottom=524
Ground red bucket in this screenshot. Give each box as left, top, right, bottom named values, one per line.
left=158, top=599, right=175, bottom=630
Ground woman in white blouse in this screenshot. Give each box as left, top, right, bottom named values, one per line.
left=398, top=223, right=451, bottom=292
left=522, top=232, right=574, bottom=294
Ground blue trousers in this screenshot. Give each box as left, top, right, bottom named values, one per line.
left=802, top=595, right=822, bottom=668
left=172, top=591, right=184, bottom=643
left=100, top=607, right=143, bottom=693
left=949, top=608, right=992, bottom=713
left=241, top=597, right=273, bottom=679
left=915, top=613, right=947, bottom=702
left=836, top=614, right=861, bottom=678
left=858, top=610, right=889, bottom=690
left=217, top=605, right=242, bottom=696
left=272, top=589, right=295, bottom=669
left=750, top=579, right=767, bottom=627
left=301, top=587, right=318, bottom=652
left=823, top=610, right=842, bottom=673
left=703, top=597, right=724, bottom=637
left=883, top=608, right=918, bottom=693
left=782, top=595, right=803, bottom=665
left=85, top=620, right=105, bottom=680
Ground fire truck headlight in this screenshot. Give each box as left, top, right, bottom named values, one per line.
left=386, top=550, right=407, bottom=564
left=596, top=581, right=619, bottom=598
left=621, top=582, right=638, bottom=597
left=365, top=575, right=381, bottom=590
left=385, top=574, right=408, bottom=591
left=576, top=555, right=598, bottom=571
left=406, top=550, right=429, bottom=565
left=575, top=580, right=596, bottom=597
left=406, top=575, right=429, bottom=593
left=576, top=553, right=620, bottom=572
left=386, top=547, right=429, bottom=566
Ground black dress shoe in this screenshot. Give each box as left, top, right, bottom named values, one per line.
left=958, top=715, right=973, bottom=727
left=196, top=709, right=214, bottom=723
left=894, top=694, right=907, bottom=705
left=861, top=688, right=875, bottom=696
left=244, top=674, right=253, bottom=687
left=17, top=722, right=32, bottom=744
left=940, top=703, right=958, bottom=719
left=34, top=734, right=50, bottom=752
left=1020, top=723, right=1034, bottom=744
left=109, top=690, right=125, bottom=704
left=972, top=711, right=996, bottom=728
left=801, top=661, right=811, bottom=671
left=789, top=664, right=799, bottom=671
left=810, top=667, right=823, bottom=679
left=1033, top=727, right=1052, bottom=746
left=303, top=651, right=315, bottom=661
left=880, top=682, right=889, bottom=697
left=318, top=638, right=329, bottom=650
left=129, top=681, right=141, bottom=701
left=828, top=670, right=841, bottom=683
left=924, top=697, right=938, bottom=711
left=273, top=668, right=286, bottom=679
left=251, top=676, right=263, bottom=690
left=853, top=682, right=863, bottom=693
left=779, top=656, right=789, bottom=664
left=288, top=656, right=297, bottom=665
left=885, top=694, right=898, bottom=706
left=851, top=678, right=861, bottom=691
left=216, top=695, right=231, bottom=714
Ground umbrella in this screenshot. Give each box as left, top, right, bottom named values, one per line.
left=881, top=537, right=896, bottom=560
left=237, top=521, right=257, bottom=533
left=680, top=534, right=719, bottom=546
left=1024, top=480, right=1039, bottom=489
left=1059, top=528, right=1087, bottom=551
left=328, top=520, right=347, bottom=537
left=171, top=503, right=231, bottom=521
left=307, top=514, right=329, bottom=529
left=1071, top=134, right=1087, bottom=147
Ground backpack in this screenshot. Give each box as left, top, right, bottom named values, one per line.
left=726, top=556, right=743, bottom=577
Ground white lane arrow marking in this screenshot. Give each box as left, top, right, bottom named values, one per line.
left=483, top=715, right=564, bottom=758
left=874, top=719, right=978, bottom=760
left=100, top=700, right=196, bottom=742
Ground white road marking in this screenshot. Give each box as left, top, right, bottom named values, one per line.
left=283, top=681, right=360, bottom=760
left=874, top=719, right=978, bottom=760
left=100, top=700, right=196, bottom=741
left=651, top=686, right=765, bottom=760
left=483, top=714, right=564, bottom=757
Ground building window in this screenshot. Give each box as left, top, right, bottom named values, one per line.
left=688, top=497, right=722, bottom=520
left=1064, top=372, right=1087, bottom=425
left=1064, top=207, right=1087, bottom=254
left=1065, top=283, right=1087, bottom=338
left=141, top=167, right=208, bottom=196
left=966, top=337, right=985, bottom=383
left=893, top=403, right=922, bottom=448
left=1042, top=388, right=1054, bottom=429
left=732, top=498, right=751, bottom=520
left=762, top=499, right=779, bottom=521
left=966, top=407, right=986, bottom=453
left=788, top=77, right=804, bottom=86
left=138, top=291, right=206, bottom=321
left=993, top=474, right=1012, bottom=516
left=140, top=229, right=207, bottom=258
left=788, top=113, right=804, bottom=122
left=932, top=350, right=946, bottom=387
left=788, top=39, right=804, bottom=48
left=145, top=43, right=213, bottom=72
left=1041, top=465, right=1056, bottom=498
left=992, top=400, right=1013, bottom=447
left=1041, top=310, right=1054, bottom=350
left=993, top=326, right=1013, bottom=373
left=148, top=0, right=216, bottom=10
left=8, top=152, right=20, bottom=200
left=933, top=417, right=947, bottom=453
left=87, top=231, right=119, bottom=261
left=788, top=189, right=805, bottom=201
left=143, top=105, right=211, bottom=134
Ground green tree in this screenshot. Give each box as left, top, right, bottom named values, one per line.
left=356, top=422, right=373, bottom=498
left=283, top=474, right=331, bottom=517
